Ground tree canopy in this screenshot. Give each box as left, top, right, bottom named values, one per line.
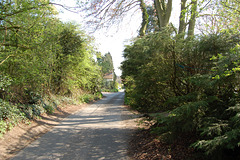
left=0, top=0, right=103, bottom=137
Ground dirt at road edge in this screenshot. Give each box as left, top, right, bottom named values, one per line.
left=0, top=103, right=89, bottom=160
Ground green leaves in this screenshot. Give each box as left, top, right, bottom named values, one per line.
left=0, top=0, right=105, bottom=138
left=0, top=75, right=12, bottom=91
left=0, top=98, right=26, bottom=137
left=122, top=27, right=240, bottom=158
left=121, top=30, right=176, bottom=112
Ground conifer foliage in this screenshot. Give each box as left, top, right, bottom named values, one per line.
left=121, top=1, right=240, bottom=158
left=97, top=52, right=118, bottom=92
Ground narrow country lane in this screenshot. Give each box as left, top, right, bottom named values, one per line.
left=11, top=92, right=137, bottom=160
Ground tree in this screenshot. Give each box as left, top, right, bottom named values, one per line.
left=0, top=0, right=104, bottom=137
left=178, top=0, right=187, bottom=34
left=0, top=0, right=102, bottom=102
left=98, top=52, right=114, bottom=75
left=79, top=0, right=214, bottom=38
left=187, top=0, right=198, bottom=36
left=139, top=0, right=149, bottom=36
left=97, top=52, right=118, bottom=91
left=77, top=0, right=172, bottom=31
left=80, top=0, right=171, bottom=31
left=121, top=0, right=240, bottom=158
left=217, top=0, right=240, bottom=33
left=145, top=5, right=159, bottom=33
left=154, top=0, right=172, bottom=29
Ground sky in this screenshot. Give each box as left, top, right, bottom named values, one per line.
left=90, top=13, right=142, bottom=76
left=55, top=0, right=180, bottom=76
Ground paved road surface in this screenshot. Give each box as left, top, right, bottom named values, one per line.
left=11, top=92, right=137, bottom=160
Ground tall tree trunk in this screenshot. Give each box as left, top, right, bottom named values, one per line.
left=139, top=0, right=149, bottom=36
left=187, top=0, right=198, bottom=37
left=154, top=0, right=172, bottom=29
left=178, top=0, right=187, bottom=34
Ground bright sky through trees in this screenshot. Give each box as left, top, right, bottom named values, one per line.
left=55, top=0, right=141, bottom=76
left=55, top=0, right=180, bottom=76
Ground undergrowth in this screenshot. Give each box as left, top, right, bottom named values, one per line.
left=0, top=92, right=102, bottom=138
left=101, top=88, right=119, bottom=92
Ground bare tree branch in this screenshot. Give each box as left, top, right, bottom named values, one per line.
left=0, top=54, right=14, bottom=65
left=78, top=0, right=141, bottom=31
left=49, top=2, right=82, bottom=13
left=221, top=2, right=240, bottom=13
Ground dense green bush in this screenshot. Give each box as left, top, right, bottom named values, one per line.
left=121, top=0, right=240, bottom=158
left=121, top=30, right=240, bottom=158
left=191, top=44, right=240, bottom=159
left=122, top=31, right=176, bottom=112
left=78, top=92, right=103, bottom=103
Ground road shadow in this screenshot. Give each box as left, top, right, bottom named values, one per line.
left=11, top=92, right=138, bottom=160
left=11, top=127, right=134, bottom=160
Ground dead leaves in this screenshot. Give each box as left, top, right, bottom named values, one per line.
left=128, top=129, right=201, bottom=160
